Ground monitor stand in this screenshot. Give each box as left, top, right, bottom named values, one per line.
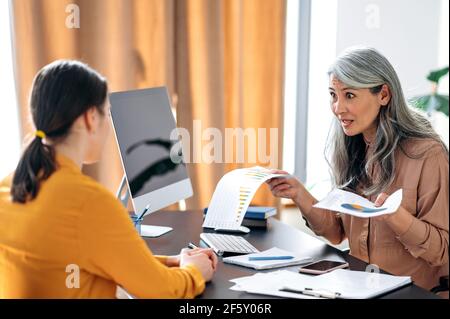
left=140, top=225, right=173, bottom=238
left=116, top=175, right=173, bottom=238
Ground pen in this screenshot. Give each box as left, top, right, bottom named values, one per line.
left=302, top=288, right=341, bottom=299
left=134, top=204, right=150, bottom=225
left=189, top=242, right=224, bottom=256
left=188, top=242, right=199, bottom=249
left=248, top=255, right=295, bottom=261
left=279, top=287, right=341, bottom=299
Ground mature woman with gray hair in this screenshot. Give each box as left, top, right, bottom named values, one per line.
left=268, top=47, right=448, bottom=293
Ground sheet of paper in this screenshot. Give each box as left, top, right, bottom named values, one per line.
left=313, top=188, right=403, bottom=218
left=202, top=166, right=285, bottom=230
left=229, top=268, right=411, bottom=299
left=229, top=270, right=318, bottom=299
left=282, top=269, right=411, bottom=299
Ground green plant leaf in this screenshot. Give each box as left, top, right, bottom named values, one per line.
left=427, top=66, right=449, bottom=83
left=435, top=94, right=449, bottom=116
left=410, top=94, right=449, bottom=116
left=410, top=95, right=431, bottom=111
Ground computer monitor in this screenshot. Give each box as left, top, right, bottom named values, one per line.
left=109, top=87, right=193, bottom=237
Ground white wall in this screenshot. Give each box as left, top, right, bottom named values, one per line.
left=336, top=0, right=443, bottom=98
left=438, top=0, right=449, bottom=95
left=0, top=1, right=20, bottom=179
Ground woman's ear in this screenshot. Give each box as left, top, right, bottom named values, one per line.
left=379, top=84, right=391, bottom=106
left=83, top=107, right=97, bottom=133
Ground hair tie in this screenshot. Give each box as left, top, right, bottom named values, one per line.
left=35, top=130, right=46, bottom=139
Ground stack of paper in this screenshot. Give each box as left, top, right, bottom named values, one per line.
left=223, top=247, right=313, bottom=270
left=229, top=268, right=411, bottom=299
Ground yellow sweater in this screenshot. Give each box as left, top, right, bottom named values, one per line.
left=0, top=154, right=205, bottom=298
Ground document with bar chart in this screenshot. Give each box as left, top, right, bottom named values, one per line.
left=202, top=167, right=285, bottom=230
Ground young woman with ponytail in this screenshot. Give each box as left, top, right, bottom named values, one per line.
left=0, top=60, right=216, bottom=298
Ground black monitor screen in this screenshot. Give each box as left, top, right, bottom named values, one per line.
left=110, top=87, right=188, bottom=198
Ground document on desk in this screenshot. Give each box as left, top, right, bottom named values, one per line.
left=313, top=188, right=403, bottom=218
left=229, top=270, right=318, bottom=299
left=281, top=269, right=412, bottom=299
left=229, top=269, right=411, bottom=299
left=202, top=167, right=285, bottom=230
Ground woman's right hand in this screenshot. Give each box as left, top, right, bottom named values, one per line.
left=267, top=169, right=304, bottom=204
left=180, top=249, right=216, bottom=282
left=267, top=170, right=321, bottom=231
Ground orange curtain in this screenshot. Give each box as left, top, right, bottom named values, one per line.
left=11, top=0, right=175, bottom=195
left=176, top=0, right=286, bottom=209
left=11, top=0, right=286, bottom=210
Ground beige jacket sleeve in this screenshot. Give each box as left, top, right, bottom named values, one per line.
left=302, top=205, right=347, bottom=245
left=396, top=148, right=449, bottom=266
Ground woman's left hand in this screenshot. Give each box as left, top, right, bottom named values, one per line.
left=166, top=248, right=218, bottom=270
left=372, top=192, right=393, bottom=221
left=372, top=192, right=414, bottom=235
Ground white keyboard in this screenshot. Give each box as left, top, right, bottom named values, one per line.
left=200, top=233, right=259, bottom=256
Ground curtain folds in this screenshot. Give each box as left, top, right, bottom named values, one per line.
left=11, top=0, right=286, bottom=210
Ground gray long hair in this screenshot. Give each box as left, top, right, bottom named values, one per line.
left=326, top=46, right=448, bottom=196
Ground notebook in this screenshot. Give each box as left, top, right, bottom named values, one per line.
left=241, top=218, right=268, bottom=228
left=223, top=247, right=313, bottom=270
left=242, top=206, right=277, bottom=220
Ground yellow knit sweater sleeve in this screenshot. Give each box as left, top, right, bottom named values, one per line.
left=77, top=186, right=205, bottom=298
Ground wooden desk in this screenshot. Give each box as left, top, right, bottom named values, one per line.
left=142, top=210, right=439, bottom=299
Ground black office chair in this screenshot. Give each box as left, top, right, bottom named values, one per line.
left=430, top=276, right=449, bottom=297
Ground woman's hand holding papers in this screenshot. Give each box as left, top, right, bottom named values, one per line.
left=267, top=170, right=304, bottom=203
left=266, top=170, right=327, bottom=222
left=372, top=192, right=413, bottom=235
left=267, top=170, right=317, bottom=210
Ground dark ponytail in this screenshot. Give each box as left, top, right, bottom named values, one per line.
left=11, top=60, right=108, bottom=203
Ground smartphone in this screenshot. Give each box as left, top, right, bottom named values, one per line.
left=298, top=259, right=349, bottom=275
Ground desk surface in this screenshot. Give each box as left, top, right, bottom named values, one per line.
left=143, top=210, right=438, bottom=299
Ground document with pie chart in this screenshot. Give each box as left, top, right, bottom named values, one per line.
left=313, top=188, right=403, bottom=218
